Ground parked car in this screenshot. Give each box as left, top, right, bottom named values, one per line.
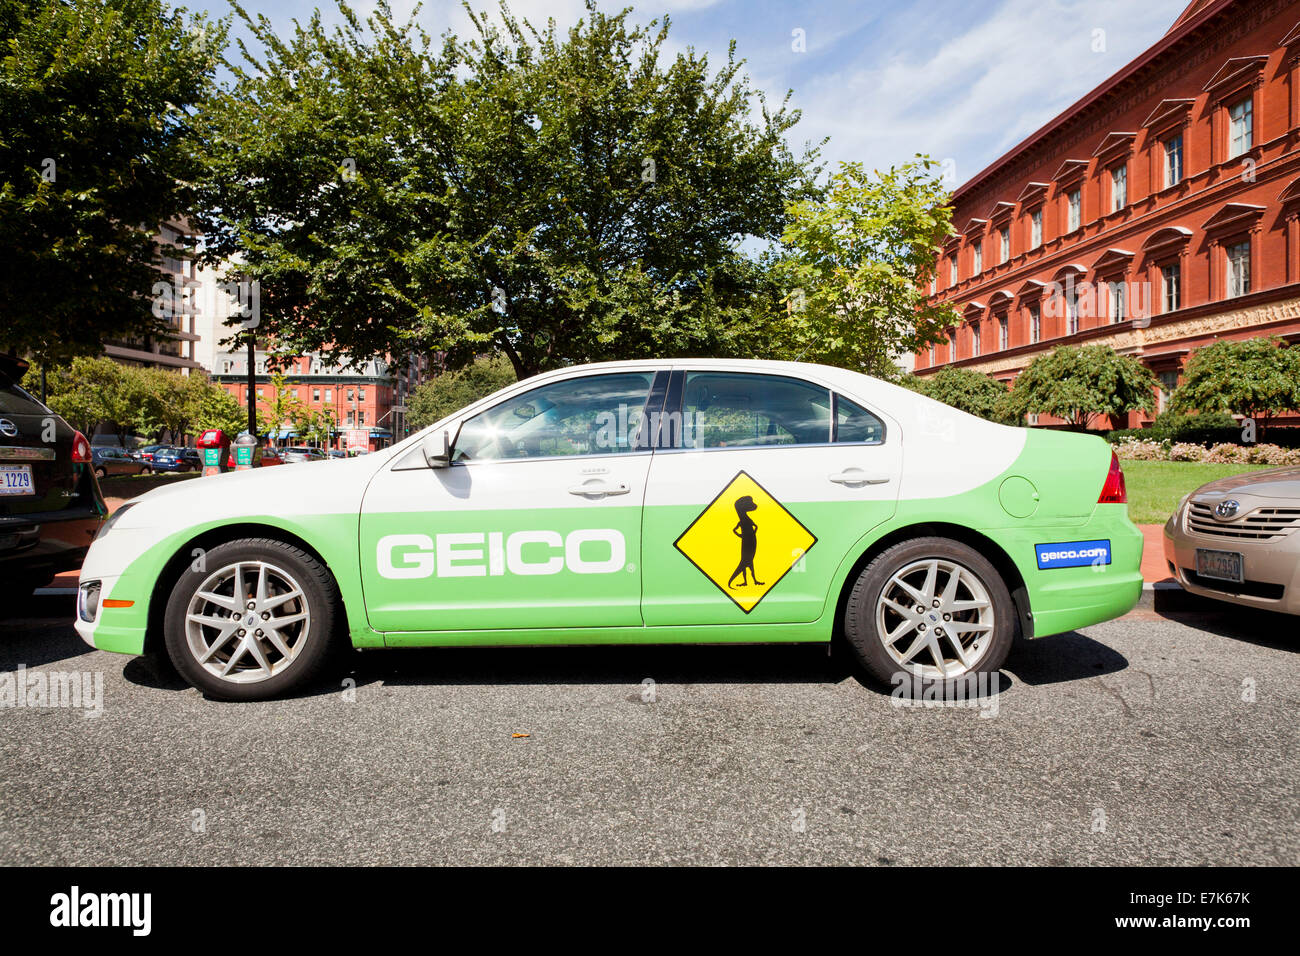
left=224, top=445, right=284, bottom=468
left=77, top=358, right=1143, bottom=701
left=1164, top=466, right=1300, bottom=613
left=328, top=449, right=349, bottom=459
left=1, top=354, right=106, bottom=600
left=280, top=446, right=330, bottom=463
left=133, top=444, right=171, bottom=471
left=150, top=447, right=201, bottom=473
left=91, top=446, right=147, bottom=479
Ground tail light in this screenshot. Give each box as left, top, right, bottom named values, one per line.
left=71, top=431, right=92, bottom=464
left=1098, top=451, right=1127, bottom=504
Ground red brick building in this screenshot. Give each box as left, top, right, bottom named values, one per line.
left=915, top=0, right=1300, bottom=427
left=214, top=352, right=410, bottom=452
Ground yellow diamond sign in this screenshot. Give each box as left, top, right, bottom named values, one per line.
left=673, top=471, right=817, bottom=614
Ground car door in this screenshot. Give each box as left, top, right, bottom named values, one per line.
left=640, top=369, right=900, bottom=626
left=359, top=368, right=668, bottom=633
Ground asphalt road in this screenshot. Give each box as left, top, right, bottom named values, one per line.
left=1, top=596, right=1296, bottom=866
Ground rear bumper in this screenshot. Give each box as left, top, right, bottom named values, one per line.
left=0, top=507, right=104, bottom=583
left=993, top=504, right=1144, bottom=638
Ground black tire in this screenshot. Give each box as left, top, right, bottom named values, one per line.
left=163, top=537, right=342, bottom=701
left=844, top=536, right=1014, bottom=697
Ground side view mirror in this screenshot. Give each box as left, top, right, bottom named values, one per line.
left=421, top=430, right=451, bottom=469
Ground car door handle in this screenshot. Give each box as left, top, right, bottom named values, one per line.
left=828, top=469, right=890, bottom=486
left=568, top=480, right=631, bottom=498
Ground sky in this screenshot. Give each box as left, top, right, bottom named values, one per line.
left=202, top=0, right=1194, bottom=189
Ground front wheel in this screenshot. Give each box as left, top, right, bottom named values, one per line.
left=844, top=537, right=1015, bottom=694
left=163, top=538, right=342, bottom=700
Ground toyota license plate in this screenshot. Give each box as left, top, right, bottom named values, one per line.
left=0, top=465, right=34, bottom=496
left=1196, top=548, right=1243, bottom=583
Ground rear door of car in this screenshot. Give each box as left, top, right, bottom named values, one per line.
left=640, top=368, right=901, bottom=626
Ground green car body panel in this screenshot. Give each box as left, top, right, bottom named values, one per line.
left=75, top=360, right=1142, bottom=660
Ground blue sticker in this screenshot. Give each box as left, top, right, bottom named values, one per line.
left=1035, top=539, right=1111, bottom=570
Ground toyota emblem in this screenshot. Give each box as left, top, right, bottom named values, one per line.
left=0, top=419, right=16, bottom=437
left=1214, top=499, right=1240, bottom=520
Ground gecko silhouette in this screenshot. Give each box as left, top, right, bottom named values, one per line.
left=727, top=495, right=764, bottom=588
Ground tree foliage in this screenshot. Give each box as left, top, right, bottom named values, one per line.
left=769, top=159, right=957, bottom=376
left=902, top=367, right=1015, bottom=424
left=191, top=0, right=820, bottom=377
left=22, top=358, right=236, bottom=444
left=1003, top=345, right=1158, bottom=430
left=0, top=0, right=226, bottom=362
left=408, top=354, right=517, bottom=429
left=1170, top=336, right=1300, bottom=426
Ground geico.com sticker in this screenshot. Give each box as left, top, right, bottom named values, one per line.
left=377, top=529, right=626, bottom=579
left=674, top=471, right=816, bottom=613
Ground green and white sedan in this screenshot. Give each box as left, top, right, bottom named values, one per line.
left=75, top=359, right=1143, bottom=700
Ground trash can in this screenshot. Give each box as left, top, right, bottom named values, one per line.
left=231, top=433, right=262, bottom=471
left=196, top=429, right=230, bottom=477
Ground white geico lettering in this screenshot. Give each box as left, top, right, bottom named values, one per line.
left=377, top=529, right=625, bottom=579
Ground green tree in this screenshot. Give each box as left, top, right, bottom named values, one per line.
left=257, top=371, right=302, bottom=443
left=192, top=0, right=819, bottom=377
left=23, top=356, right=147, bottom=444
left=769, top=159, right=957, bottom=376
left=408, top=354, right=517, bottom=430
left=193, top=383, right=246, bottom=437
left=0, top=0, right=226, bottom=362
left=902, top=367, right=1015, bottom=424
left=1004, top=345, right=1158, bottom=430
left=1170, top=336, right=1300, bottom=435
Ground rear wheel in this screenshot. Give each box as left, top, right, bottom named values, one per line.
left=844, top=537, right=1014, bottom=695
left=163, top=538, right=341, bottom=700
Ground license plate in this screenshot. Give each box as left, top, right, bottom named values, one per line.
left=0, top=465, right=34, bottom=496
left=1196, top=548, right=1243, bottom=583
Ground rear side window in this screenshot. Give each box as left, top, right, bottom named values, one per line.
left=0, top=369, right=48, bottom=416
left=834, top=395, right=885, bottom=443
left=681, top=372, right=830, bottom=448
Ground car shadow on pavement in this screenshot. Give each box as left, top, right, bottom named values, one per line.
left=1157, top=606, right=1299, bottom=654
left=1003, top=631, right=1128, bottom=687
left=0, top=607, right=95, bottom=670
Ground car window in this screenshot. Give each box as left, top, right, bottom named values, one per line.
left=454, top=372, right=656, bottom=462
left=0, top=369, right=48, bottom=416
left=835, top=395, right=885, bottom=443
left=681, top=372, right=830, bottom=449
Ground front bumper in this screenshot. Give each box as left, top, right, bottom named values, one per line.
left=1163, top=509, right=1300, bottom=613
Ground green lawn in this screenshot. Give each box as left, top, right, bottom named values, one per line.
left=1121, top=460, right=1276, bottom=525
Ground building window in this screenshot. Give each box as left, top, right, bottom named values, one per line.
left=256, top=388, right=264, bottom=398
left=949, top=255, right=958, bottom=286
left=999, top=227, right=1010, bottom=264
left=929, top=275, right=936, bottom=296
left=358, top=411, right=365, bottom=426
left=1157, top=370, right=1179, bottom=413
left=346, top=411, right=355, bottom=426
left=1162, top=263, right=1181, bottom=312
left=1228, top=97, right=1253, bottom=159
left=347, top=389, right=354, bottom=402
left=312, top=388, right=321, bottom=402
left=358, top=387, right=365, bottom=400
left=325, top=388, right=332, bottom=402
left=1067, top=189, right=1081, bottom=232
left=972, top=324, right=981, bottom=356
left=929, top=344, right=936, bottom=365
left=1108, top=281, right=1125, bottom=323
left=998, top=316, right=1008, bottom=350
left=948, top=330, right=957, bottom=361
left=1164, top=135, right=1183, bottom=187
left=1226, top=239, right=1251, bottom=297
left=1066, top=285, right=1079, bottom=334
left=1029, top=303, right=1041, bottom=343
left=1110, top=165, right=1127, bottom=212
left=971, top=243, right=982, bottom=275
left=1030, top=210, right=1042, bottom=249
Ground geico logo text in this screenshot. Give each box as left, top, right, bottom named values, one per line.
left=377, top=529, right=626, bottom=579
